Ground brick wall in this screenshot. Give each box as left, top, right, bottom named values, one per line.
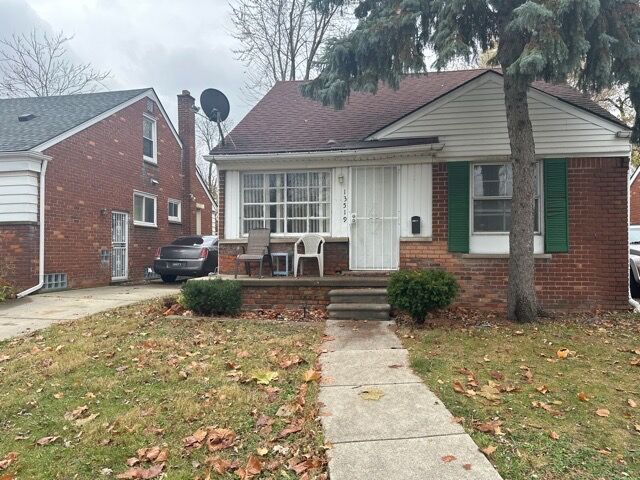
left=0, top=225, right=39, bottom=292
left=631, top=174, right=640, bottom=225
left=219, top=241, right=349, bottom=276
left=400, top=158, right=629, bottom=311
left=241, top=285, right=332, bottom=310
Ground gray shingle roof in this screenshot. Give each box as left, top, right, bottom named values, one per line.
left=0, top=89, right=150, bottom=152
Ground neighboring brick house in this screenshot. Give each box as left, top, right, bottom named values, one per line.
left=630, top=167, right=640, bottom=225
left=210, top=69, right=632, bottom=311
left=0, top=88, right=214, bottom=295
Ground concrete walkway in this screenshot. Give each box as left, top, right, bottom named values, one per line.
left=319, top=320, right=503, bottom=480
left=0, top=283, right=180, bottom=341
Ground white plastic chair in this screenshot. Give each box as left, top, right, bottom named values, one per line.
left=294, top=234, right=325, bottom=277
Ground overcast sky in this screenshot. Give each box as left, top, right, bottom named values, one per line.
left=0, top=0, right=252, bottom=124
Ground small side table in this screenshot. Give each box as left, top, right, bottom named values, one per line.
left=271, top=252, right=290, bottom=276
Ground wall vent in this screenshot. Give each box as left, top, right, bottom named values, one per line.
left=43, top=273, right=68, bottom=291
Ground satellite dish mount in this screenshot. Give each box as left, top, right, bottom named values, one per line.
left=200, top=88, right=230, bottom=147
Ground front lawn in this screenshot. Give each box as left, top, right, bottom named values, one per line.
left=0, top=300, right=327, bottom=479
left=399, top=313, right=640, bottom=480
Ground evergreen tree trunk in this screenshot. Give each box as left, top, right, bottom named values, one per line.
left=502, top=72, right=538, bottom=323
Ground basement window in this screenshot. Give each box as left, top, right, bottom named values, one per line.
left=143, top=114, right=157, bottom=164
left=43, top=273, right=68, bottom=291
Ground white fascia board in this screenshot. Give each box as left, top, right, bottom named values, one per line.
left=0, top=151, right=51, bottom=173
left=209, top=143, right=446, bottom=170
left=33, top=89, right=183, bottom=152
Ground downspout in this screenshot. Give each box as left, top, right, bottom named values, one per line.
left=629, top=161, right=640, bottom=312
left=17, top=158, right=48, bottom=298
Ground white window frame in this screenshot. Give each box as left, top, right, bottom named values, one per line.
left=469, top=161, right=544, bottom=254
left=240, top=170, right=332, bottom=236
left=142, top=114, right=157, bottom=164
left=168, top=198, right=182, bottom=223
left=133, top=191, right=157, bottom=227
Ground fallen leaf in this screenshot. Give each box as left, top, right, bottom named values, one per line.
left=35, top=436, right=59, bottom=446
left=0, top=452, right=18, bottom=470
left=577, top=391, right=589, bottom=402
left=75, top=413, right=99, bottom=426
left=206, top=457, right=232, bottom=475
left=53, top=392, right=64, bottom=399
left=116, top=463, right=164, bottom=479
left=520, top=366, right=533, bottom=383
left=235, top=455, right=262, bottom=479
left=596, top=408, right=610, bottom=418
left=388, top=364, right=403, bottom=369
left=64, top=405, right=88, bottom=421
left=478, top=384, right=501, bottom=401
left=451, top=416, right=465, bottom=424
left=256, top=447, right=269, bottom=456
left=463, top=464, right=472, bottom=471
left=481, top=445, right=497, bottom=456
left=206, top=428, right=236, bottom=452
left=635, top=424, right=640, bottom=432
left=489, top=371, right=504, bottom=381
left=441, top=455, right=456, bottom=463
left=452, top=381, right=466, bottom=394
left=549, top=431, right=560, bottom=440
left=536, top=385, right=549, bottom=395
left=278, top=419, right=303, bottom=439
left=474, top=421, right=503, bottom=436
left=303, top=369, right=321, bottom=382
left=359, top=389, right=385, bottom=401
left=183, top=428, right=208, bottom=448
left=628, top=399, right=637, bottom=408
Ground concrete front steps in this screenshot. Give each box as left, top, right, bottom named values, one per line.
left=327, top=288, right=390, bottom=320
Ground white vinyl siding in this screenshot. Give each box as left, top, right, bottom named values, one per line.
left=375, top=75, right=630, bottom=158
left=224, top=170, right=240, bottom=238
left=0, top=158, right=42, bottom=223
left=399, top=163, right=432, bottom=237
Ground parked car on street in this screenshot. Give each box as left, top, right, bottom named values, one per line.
left=630, top=226, right=640, bottom=297
left=154, top=235, right=218, bottom=283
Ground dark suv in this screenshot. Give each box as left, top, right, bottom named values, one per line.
left=153, top=235, right=218, bottom=283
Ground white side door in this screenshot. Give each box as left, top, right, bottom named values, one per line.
left=350, top=166, right=399, bottom=270
left=111, top=212, right=128, bottom=281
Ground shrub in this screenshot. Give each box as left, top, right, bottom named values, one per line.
left=180, top=279, right=242, bottom=316
left=0, top=282, right=15, bottom=303
left=388, top=269, right=459, bottom=324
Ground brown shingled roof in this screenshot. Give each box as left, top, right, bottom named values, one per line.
left=214, top=69, right=627, bottom=155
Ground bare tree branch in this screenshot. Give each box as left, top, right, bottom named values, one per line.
left=0, top=29, right=110, bottom=97
left=230, top=0, right=344, bottom=99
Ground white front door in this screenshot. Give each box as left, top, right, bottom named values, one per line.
left=350, top=166, right=399, bottom=270
left=111, top=212, right=128, bottom=281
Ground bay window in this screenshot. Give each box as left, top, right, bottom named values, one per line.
left=241, top=171, right=330, bottom=235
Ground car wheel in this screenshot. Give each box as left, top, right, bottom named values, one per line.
left=631, top=270, right=640, bottom=298
left=161, top=275, right=177, bottom=283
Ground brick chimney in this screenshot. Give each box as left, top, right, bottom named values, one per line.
left=178, top=90, right=196, bottom=234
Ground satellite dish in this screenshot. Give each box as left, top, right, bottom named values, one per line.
left=200, top=88, right=230, bottom=123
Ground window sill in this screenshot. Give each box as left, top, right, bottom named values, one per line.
left=134, top=222, right=157, bottom=228
left=143, top=157, right=158, bottom=165
left=168, top=219, right=182, bottom=224
left=462, top=253, right=552, bottom=260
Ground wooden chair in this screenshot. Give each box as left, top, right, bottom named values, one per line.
left=235, top=228, right=273, bottom=278
left=294, top=234, right=325, bottom=277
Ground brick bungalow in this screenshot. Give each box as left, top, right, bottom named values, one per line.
left=0, top=88, right=214, bottom=295
left=209, top=69, right=632, bottom=312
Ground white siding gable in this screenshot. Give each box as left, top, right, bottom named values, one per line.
left=371, top=73, right=630, bottom=159
left=0, top=157, right=43, bottom=223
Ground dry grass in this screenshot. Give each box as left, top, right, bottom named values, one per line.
left=399, top=313, right=640, bottom=480
left=0, top=300, right=327, bottom=479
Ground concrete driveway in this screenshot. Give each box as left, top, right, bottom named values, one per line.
left=0, top=283, right=181, bottom=341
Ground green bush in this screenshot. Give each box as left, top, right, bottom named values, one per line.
left=180, top=279, right=242, bottom=316
left=0, top=282, right=15, bottom=303
left=388, top=269, right=459, bottom=324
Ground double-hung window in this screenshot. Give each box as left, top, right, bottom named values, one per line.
left=168, top=199, right=182, bottom=223
left=242, top=171, right=330, bottom=235
left=133, top=191, right=157, bottom=227
left=143, top=115, right=157, bottom=163
left=472, top=162, right=540, bottom=233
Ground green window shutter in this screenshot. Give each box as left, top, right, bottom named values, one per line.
left=544, top=159, right=569, bottom=253
left=447, top=162, right=470, bottom=253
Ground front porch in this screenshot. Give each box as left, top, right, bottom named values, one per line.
left=197, top=274, right=389, bottom=312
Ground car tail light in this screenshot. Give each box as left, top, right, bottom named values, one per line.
left=199, top=247, right=209, bottom=260
left=155, top=247, right=161, bottom=260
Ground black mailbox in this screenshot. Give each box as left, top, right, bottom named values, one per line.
left=411, top=216, right=421, bottom=235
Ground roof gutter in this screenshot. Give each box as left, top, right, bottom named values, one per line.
left=17, top=155, right=50, bottom=298
left=206, top=142, right=445, bottom=168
